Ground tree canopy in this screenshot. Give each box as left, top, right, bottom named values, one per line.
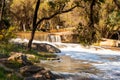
left=0, top=0, right=120, bottom=47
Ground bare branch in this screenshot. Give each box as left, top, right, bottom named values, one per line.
left=36, top=5, right=78, bottom=26
left=0, top=0, right=5, bottom=21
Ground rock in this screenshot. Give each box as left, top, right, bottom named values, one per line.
left=26, top=54, right=36, bottom=60
left=20, top=65, right=62, bottom=80
left=8, top=52, right=23, bottom=63
left=33, top=72, right=43, bottom=78
left=8, top=52, right=34, bottom=65
left=20, top=65, right=45, bottom=76
left=33, top=43, right=61, bottom=53
left=24, top=76, right=46, bottom=80
left=33, top=70, right=56, bottom=80
left=21, top=55, right=33, bottom=65
left=44, top=70, right=55, bottom=79
left=24, top=77, right=36, bottom=80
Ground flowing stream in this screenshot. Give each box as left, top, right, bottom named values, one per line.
left=53, top=42, right=120, bottom=80
left=11, top=34, right=120, bottom=80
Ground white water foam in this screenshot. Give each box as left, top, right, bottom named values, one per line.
left=54, top=43, right=120, bottom=80
left=10, top=38, right=120, bottom=80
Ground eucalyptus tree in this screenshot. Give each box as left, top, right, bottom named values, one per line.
left=98, top=0, right=120, bottom=39
left=0, top=0, right=15, bottom=42
left=10, top=0, right=35, bottom=31
left=0, top=0, right=5, bottom=21
left=77, top=0, right=120, bottom=46
left=76, top=0, right=104, bottom=45
left=28, top=0, right=82, bottom=49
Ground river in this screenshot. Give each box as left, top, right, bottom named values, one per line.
left=54, top=42, right=120, bottom=80
left=11, top=38, right=120, bottom=80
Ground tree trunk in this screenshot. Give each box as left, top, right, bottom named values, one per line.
left=27, top=25, right=37, bottom=49
left=89, top=0, right=96, bottom=40
left=27, top=0, right=78, bottom=49
left=23, top=24, right=26, bottom=32
left=0, top=0, right=5, bottom=21
left=89, top=0, right=95, bottom=28
left=28, top=0, right=40, bottom=49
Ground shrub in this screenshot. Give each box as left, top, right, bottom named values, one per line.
left=0, top=26, right=16, bottom=42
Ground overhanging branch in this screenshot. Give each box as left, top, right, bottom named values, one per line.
left=36, top=5, right=79, bottom=26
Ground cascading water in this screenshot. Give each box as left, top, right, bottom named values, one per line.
left=11, top=37, right=120, bottom=80
left=54, top=43, right=120, bottom=80
left=34, top=33, right=62, bottom=42
left=16, top=32, right=62, bottom=42
left=48, top=34, right=61, bottom=42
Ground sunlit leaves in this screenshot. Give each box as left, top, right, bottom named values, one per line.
left=107, top=11, right=120, bottom=24
left=0, top=26, right=15, bottom=42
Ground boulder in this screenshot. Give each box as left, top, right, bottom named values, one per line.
left=33, top=43, right=61, bottom=53
left=20, top=65, right=62, bottom=80
left=24, top=77, right=36, bottom=80
left=8, top=52, right=33, bottom=65
left=20, top=65, right=45, bottom=76
left=8, top=52, right=23, bottom=63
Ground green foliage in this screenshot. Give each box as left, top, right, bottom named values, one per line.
left=0, top=43, right=12, bottom=57
left=0, top=67, right=7, bottom=79
left=76, top=23, right=101, bottom=46
left=0, top=43, right=25, bottom=57
left=0, top=26, right=16, bottom=42
left=38, top=52, right=57, bottom=59
left=0, top=67, right=23, bottom=80
left=5, top=61, right=23, bottom=69
left=103, top=11, right=120, bottom=38
left=0, top=42, right=57, bottom=61
left=26, top=50, right=57, bottom=60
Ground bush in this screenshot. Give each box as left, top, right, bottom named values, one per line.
left=0, top=26, right=16, bottom=42
left=76, top=23, right=101, bottom=46
left=0, top=43, right=27, bottom=57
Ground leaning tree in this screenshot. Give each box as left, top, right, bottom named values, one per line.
left=27, top=0, right=83, bottom=49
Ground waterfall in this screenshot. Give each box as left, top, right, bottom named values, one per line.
left=35, top=33, right=62, bottom=42
left=16, top=32, right=79, bottom=43
left=48, top=34, right=61, bottom=42
left=16, top=32, right=62, bottom=42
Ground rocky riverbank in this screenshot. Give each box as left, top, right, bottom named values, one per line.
left=0, top=52, right=101, bottom=80
left=0, top=53, right=63, bottom=80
